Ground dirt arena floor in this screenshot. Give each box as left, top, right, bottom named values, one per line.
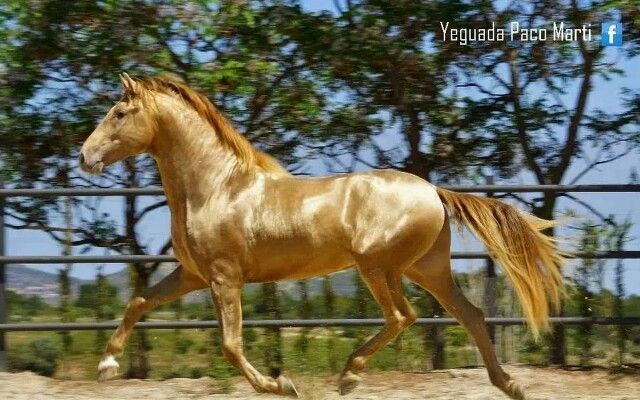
left=1, top=366, right=639, bottom=399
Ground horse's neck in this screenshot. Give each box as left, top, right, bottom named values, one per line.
left=150, top=99, right=244, bottom=212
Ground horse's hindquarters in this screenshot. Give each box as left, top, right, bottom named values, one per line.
left=348, top=174, right=446, bottom=271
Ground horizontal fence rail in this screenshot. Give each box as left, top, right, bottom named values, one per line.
left=1, top=183, right=640, bottom=371
left=1, top=184, right=640, bottom=198
left=2, top=317, right=639, bottom=332
left=2, top=250, right=640, bottom=264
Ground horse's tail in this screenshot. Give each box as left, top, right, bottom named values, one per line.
left=435, top=187, right=565, bottom=339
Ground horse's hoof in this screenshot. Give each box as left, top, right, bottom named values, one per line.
left=97, top=355, right=120, bottom=382
left=338, top=371, right=361, bottom=396
left=276, top=375, right=300, bottom=398
left=504, top=379, right=526, bottom=400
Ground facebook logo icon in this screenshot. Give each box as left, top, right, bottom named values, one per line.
left=601, top=22, right=623, bottom=46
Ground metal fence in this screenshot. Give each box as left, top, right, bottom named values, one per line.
left=1, top=183, right=640, bottom=370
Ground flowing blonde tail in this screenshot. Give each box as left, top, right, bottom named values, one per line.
left=436, top=187, right=565, bottom=339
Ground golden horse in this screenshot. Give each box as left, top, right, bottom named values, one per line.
left=79, top=74, right=564, bottom=399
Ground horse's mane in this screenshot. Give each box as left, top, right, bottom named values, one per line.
left=136, top=76, right=289, bottom=176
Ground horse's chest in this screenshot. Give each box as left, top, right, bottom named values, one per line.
left=169, top=221, right=201, bottom=274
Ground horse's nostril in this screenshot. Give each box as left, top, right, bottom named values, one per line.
left=79, top=152, right=85, bottom=165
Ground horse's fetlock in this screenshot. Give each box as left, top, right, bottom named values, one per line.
left=105, top=342, right=123, bottom=356
left=489, top=371, right=507, bottom=388
left=350, top=356, right=366, bottom=371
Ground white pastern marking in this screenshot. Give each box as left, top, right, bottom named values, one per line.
left=98, top=355, right=119, bottom=371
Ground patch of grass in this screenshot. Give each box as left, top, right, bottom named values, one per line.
left=8, top=337, right=62, bottom=377
left=174, top=335, right=195, bottom=354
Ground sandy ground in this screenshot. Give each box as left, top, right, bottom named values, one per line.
left=1, top=366, right=639, bottom=400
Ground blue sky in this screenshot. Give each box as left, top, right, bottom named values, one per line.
left=5, top=2, right=640, bottom=296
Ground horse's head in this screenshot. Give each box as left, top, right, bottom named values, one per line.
left=79, top=73, right=156, bottom=174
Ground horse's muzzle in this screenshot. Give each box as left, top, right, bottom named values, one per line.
left=79, top=151, right=104, bottom=175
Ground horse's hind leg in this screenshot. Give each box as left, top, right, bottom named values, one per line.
left=338, top=266, right=417, bottom=395
left=404, top=227, right=526, bottom=400
left=98, top=265, right=206, bottom=381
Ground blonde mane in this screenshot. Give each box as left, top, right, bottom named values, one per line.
left=135, top=76, right=289, bottom=176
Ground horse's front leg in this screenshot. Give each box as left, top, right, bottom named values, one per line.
left=210, top=281, right=299, bottom=398
left=98, top=265, right=206, bottom=381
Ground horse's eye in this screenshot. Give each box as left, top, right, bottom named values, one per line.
left=115, top=110, right=126, bottom=119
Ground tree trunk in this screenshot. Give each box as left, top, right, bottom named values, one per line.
left=535, top=194, right=565, bottom=365
left=173, top=291, right=183, bottom=354
left=425, top=319, right=446, bottom=369
left=352, top=271, right=370, bottom=345
left=262, top=282, right=282, bottom=378
left=323, top=276, right=338, bottom=372
left=614, top=255, right=627, bottom=366
left=484, top=177, right=497, bottom=344
left=127, top=265, right=150, bottom=378
left=576, top=224, right=599, bottom=366
left=612, top=225, right=630, bottom=365
left=122, top=159, right=151, bottom=378
left=404, top=108, right=430, bottom=178
left=58, top=266, right=72, bottom=350
left=295, top=280, right=311, bottom=355
left=59, top=170, right=74, bottom=356
left=94, top=266, right=108, bottom=354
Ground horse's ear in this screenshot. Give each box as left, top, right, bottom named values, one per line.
left=119, top=72, right=139, bottom=96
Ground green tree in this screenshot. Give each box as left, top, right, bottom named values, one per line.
left=6, top=290, right=48, bottom=318
left=75, top=280, right=119, bottom=311
left=8, top=338, right=61, bottom=377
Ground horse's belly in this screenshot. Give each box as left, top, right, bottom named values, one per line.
left=244, top=240, right=354, bottom=282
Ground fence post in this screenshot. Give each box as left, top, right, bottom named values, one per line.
left=0, top=177, right=6, bottom=371
left=484, top=176, right=497, bottom=344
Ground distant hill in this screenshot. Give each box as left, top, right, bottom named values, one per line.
left=6, top=263, right=361, bottom=305
left=269, top=269, right=358, bottom=298
left=6, top=265, right=84, bottom=305
left=101, top=264, right=209, bottom=303
left=104, top=264, right=360, bottom=302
